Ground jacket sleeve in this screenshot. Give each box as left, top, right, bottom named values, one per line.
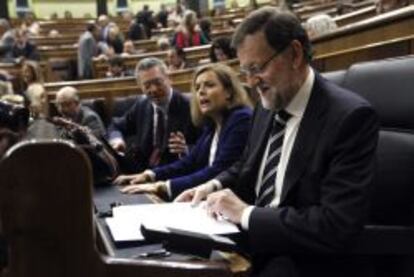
left=168, top=109, right=252, bottom=198
left=248, top=106, right=379, bottom=255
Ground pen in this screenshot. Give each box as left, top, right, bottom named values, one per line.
left=137, top=249, right=171, bottom=258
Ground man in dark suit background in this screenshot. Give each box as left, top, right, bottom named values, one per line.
left=108, top=57, right=198, bottom=174
left=177, top=8, right=379, bottom=277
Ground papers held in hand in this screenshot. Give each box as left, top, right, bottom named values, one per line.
left=106, top=202, right=240, bottom=242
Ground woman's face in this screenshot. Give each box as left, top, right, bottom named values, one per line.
left=195, top=70, right=230, bottom=118
left=22, top=64, right=35, bottom=84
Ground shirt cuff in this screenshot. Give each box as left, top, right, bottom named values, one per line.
left=210, top=179, right=222, bottom=191
left=241, top=206, right=255, bottom=230
left=144, top=170, right=156, bottom=182
left=165, top=180, right=172, bottom=198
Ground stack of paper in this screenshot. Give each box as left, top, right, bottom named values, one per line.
left=105, top=202, right=239, bottom=242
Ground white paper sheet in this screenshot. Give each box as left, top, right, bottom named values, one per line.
left=106, top=202, right=239, bottom=241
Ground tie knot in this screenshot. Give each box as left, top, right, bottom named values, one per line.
left=275, top=110, right=290, bottom=125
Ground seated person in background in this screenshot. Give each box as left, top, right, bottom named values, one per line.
left=0, top=73, right=14, bottom=97
left=157, top=36, right=171, bottom=51
left=64, top=10, right=73, bottom=19
left=209, top=36, right=237, bottom=62
left=0, top=19, right=15, bottom=59
left=20, top=59, right=43, bottom=96
left=103, top=25, right=124, bottom=56
left=156, top=4, right=169, bottom=28
left=376, top=0, right=408, bottom=14
left=121, top=40, right=143, bottom=56
left=108, top=57, right=199, bottom=173
left=0, top=101, right=29, bottom=158
left=105, top=56, right=132, bottom=78
left=56, top=86, right=106, bottom=138
left=115, top=63, right=252, bottom=199
left=11, top=29, right=40, bottom=61
left=199, top=18, right=212, bottom=42
left=173, top=10, right=208, bottom=49
left=20, top=12, right=40, bottom=36
left=166, top=47, right=188, bottom=71
left=305, top=14, right=337, bottom=38
left=125, top=11, right=147, bottom=41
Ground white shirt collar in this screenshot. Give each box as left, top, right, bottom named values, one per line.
left=285, top=67, right=315, bottom=118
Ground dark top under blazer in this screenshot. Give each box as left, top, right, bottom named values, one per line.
left=108, top=91, right=198, bottom=172
left=216, top=74, right=379, bottom=277
left=153, top=106, right=252, bottom=198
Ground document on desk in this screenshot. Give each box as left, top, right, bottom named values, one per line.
left=106, top=202, right=239, bottom=242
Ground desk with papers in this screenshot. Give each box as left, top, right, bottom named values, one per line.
left=93, top=185, right=251, bottom=275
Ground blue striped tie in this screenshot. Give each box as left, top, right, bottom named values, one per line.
left=256, top=110, right=290, bottom=207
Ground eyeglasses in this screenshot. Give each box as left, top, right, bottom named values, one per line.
left=240, top=45, right=289, bottom=77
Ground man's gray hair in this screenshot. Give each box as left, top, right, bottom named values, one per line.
left=135, top=57, right=168, bottom=82
left=232, top=7, right=313, bottom=62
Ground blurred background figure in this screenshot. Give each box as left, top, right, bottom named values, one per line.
left=0, top=19, right=15, bottom=59
left=168, top=1, right=186, bottom=27
left=0, top=101, right=29, bottom=158
left=20, top=12, right=40, bottom=36
left=156, top=4, right=169, bottom=28
left=55, top=86, right=106, bottom=137
left=166, top=47, right=188, bottom=71
left=20, top=60, right=43, bottom=96
left=209, top=36, right=236, bottom=62
left=173, top=10, right=207, bottom=49
left=136, top=4, right=156, bottom=38
left=122, top=40, right=140, bottom=56
left=376, top=0, right=408, bottom=14
left=64, top=10, right=73, bottom=19
left=157, top=36, right=171, bottom=51
left=78, top=23, right=100, bottom=79
left=105, top=56, right=132, bottom=77
left=199, top=18, right=212, bottom=42
left=125, top=10, right=147, bottom=41
left=305, top=14, right=337, bottom=38
left=11, top=29, right=39, bottom=61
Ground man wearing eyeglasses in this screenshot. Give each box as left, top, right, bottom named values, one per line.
left=177, top=8, right=379, bottom=277
left=108, top=57, right=198, bottom=173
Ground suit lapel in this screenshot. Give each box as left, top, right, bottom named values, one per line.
left=280, top=75, right=328, bottom=204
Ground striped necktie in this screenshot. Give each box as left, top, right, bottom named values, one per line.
left=256, top=110, right=291, bottom=207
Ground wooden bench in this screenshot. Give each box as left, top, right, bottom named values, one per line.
left=334, top=5, right=377, bottom=27
left=92, top=45, right=212, bottom=78
left=312, top=6, right=414, bottom=55
left=313, top=34, right=414, bottom=72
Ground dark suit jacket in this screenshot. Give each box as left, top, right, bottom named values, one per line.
left=153, top=106, right=252, bottom=198
left=217, top=74, right=379, bottom=277
left=108, top=91, right=198, bottom=172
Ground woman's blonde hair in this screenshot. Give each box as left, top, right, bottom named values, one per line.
left=22, top=60, right=44, bottom=84
left=191, top=63, right=251, bottom=126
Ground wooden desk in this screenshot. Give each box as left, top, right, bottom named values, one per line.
left=93, top=185, right=250, bottom=276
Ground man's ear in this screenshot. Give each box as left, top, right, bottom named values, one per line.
left=290, top=40, right=304, bottom=70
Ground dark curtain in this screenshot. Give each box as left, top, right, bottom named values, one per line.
left=96, top=0, right=108, bottom=16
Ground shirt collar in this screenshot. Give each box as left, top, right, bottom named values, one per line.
left=285, top=67, right=314, bottom=118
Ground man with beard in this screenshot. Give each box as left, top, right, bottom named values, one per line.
left=177, top=8, right=379, bottom=277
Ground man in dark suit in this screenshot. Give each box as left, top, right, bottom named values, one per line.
left=177, top=8, right=379, bottom=277
left=108, top=57, right=198, bottom=174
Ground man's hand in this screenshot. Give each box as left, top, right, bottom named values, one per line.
left=206, top=188, right=248, bottom=224
left=174, top=181, right=216, bottom=205
left=113, top=172, right=151, bottom=186
left=110, top=139, right=126, bottom=153
left=168, top=131, right=188, bottom=157
left=120, top=181, right=167, bottom=197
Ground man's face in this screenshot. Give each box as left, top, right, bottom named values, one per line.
left=138, top=66, right=171, bottom=106
left=56, top=95, right=79, bottom=119
left=238, top=31, right=299, bottom=111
